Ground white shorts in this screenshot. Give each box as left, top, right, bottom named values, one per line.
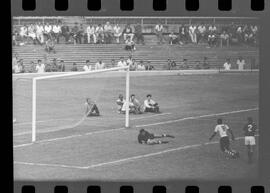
left=245, top=136, right=256, bottom=145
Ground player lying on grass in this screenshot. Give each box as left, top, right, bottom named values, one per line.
left=243, top=117, right=257, bottom=164
left=138, top=129, right=175, bottom=145
left=85, top=98, right=100, bottom=117
left=143, top=94, right=160, bottom=113
left=209, top=118, right=239, bottom=159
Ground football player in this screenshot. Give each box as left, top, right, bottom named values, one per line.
left=85, top=98, right=100, bottom=117
left=138, top=129, right=174, bottom=145
left=209, top=118, right=239, bottom=159
left=243, top=117, right=257, bottom=164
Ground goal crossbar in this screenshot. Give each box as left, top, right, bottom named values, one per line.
left=31, top=66, right=130, bottom=142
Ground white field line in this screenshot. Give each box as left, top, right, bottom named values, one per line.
left=135, top=108, right=259, bottom=128
left=14, top=135, right=258, bottom=170
left=13, top=108, right=258, bottom=149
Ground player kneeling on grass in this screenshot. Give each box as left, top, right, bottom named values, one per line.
left=85, top=98, right=100, bottom=117
left=243, top=117, right=257, bottom=164
left=209, top=118, right=239, bottom=159
left=130, top=94, right=143, bottom=114
left=143, top=94, right=160, bottom=113
left=116, top=94, right=125, bottom=114
left=138, top=129, right=175, bottom=145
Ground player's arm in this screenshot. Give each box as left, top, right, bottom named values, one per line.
left=209, top=132, right=216, bottom=141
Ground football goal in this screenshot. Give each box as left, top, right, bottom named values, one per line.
left=14, top=66, right=130, bottom=143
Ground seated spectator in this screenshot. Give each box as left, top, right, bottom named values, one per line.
left=143, top=94, right=160, bottom=113
left=129, top=94, right=143, bottom=114
left=45, top=38, right=56, bottom=53
left=123, top=24, right=134, bottom=41
left=168, top=32, right=178, bottom=45
left=155, top=24, right=164, bottom=44
left=103, top=22, right=113, bottom=44
left=137, top=61, right=146, bottom=71
left=179, top=25, right=189, bottom=45
left=13, top=60, right=22, bottom=74
left=71, top=23, right=79, bottom=44
left=113, top=24, right=122, bottom=44
left=95, top=24, right=104, bottom=44
left=83, top=60, right=92, bottom=71
left=236, top=56, right=245, bottom=70
left=129, top=59, right=137, bottom=71
left=61, top=25, right=70, bottom=44
left=188, top=24, right=197, bottom=44
left=85, top=98, right=100, bottom=117
left=220, top=30, right=230, bottom=47
left=197, top=23, right=207, bottom=44
left=70, top=62, right=78, bottom=71
left=202, top=57, right=210, bottom=69
left=145, top=61, right=154, bottom=71
left=86, top=24, right=96, bottom=44
left=28, top=61, right=36, bottom=73
left=117, top=57, right=127, bottom=68
left=36, top=59, right=45, bottom=73
left=95, top=60, right=105, bottom=70
left=223, top=58, right=232, bottom=70
left=58, top=60, right=65, bottom=72
left=125, top=36, right=136, bottom=51
left=116, top=94, right=127, bottom=114
left=134, top=23, right=144, bottom=44
left=50, top=58, right=58, bottom=72
left=208, top=31, right=217, bottom=47
left=244, top=25, right=255, bottom=46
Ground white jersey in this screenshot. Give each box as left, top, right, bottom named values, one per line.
left=214, top=124, right=230, bottom=138
left=224, top=62, right=231, bottom=70
left=83, top=65, right=92, bottom=71
left=36, top=64, right=45, bottom=73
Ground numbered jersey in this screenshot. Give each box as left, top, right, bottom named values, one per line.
left=243, top=122, right=257, bottom=136
left=214, top=124, right=230, bottom=138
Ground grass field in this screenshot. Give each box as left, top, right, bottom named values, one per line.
left=13, top=71, right=259, bottom=181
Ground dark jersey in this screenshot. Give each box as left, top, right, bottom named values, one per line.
left=243, top=122, right=257, bottom=136
left=138, top=131, right=154, bottom=144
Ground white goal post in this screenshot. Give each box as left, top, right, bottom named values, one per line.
left=31, top=66, right=130, bottom=142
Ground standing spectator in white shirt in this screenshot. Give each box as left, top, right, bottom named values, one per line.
left=36, top=59, right=45, bottom=73
left=155, top=24, right=164, bottom=44
left=27, top=24, right=37, bottom=44
left=223, top=58, right=232, bottom=70
left=19, top=25, right=28, bottom=43
left=83, top=60, right=92, bottom=71
left=86, top=24, right=96, bottom=44
left=236, top=56, right=246, bottom=70
left=220, top=30, right=230, bottom=47
left=113, top=24, right=122, bottom=44
left=189, top=24, right=197, bottom=43
left=52, top=23, right=62, bottom=43
left=44, top=23, right=52, bottom=40
left=197, top=24, right=206, bottom=44
left=95, top=60, right=105, bottom=70
left=36, top=22, right=44, bottom=44
left=103, top=22, right=113, bottom=44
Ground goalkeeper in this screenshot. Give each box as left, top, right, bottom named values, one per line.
left=138, top=129, right=175, bottom=145
left=85, top=98, right=100, bottom=117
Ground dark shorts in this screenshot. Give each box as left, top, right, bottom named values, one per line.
left=220, top=136, right=230, bottom=152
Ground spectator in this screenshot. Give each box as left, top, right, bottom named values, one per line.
left=45, top=38, right=56, bottom=53
left=137, top=61, right=146, bottom=71
left=61, top=25, right=70, bottom=44
left=155, top=24, right=164, bottom=44
left=236, top=25, right=244, bottom=44
left=103, top=22, right=113, bottom=44
left=95, top=24, right=104, bottom=44
left=188, top=24, right=197, bottom=44
left=58, top=60, right=65, bottom=72
left=208, top=26, right=217, bottom=48
left=36, top=59, right=45, bottom=73
left=19, top=25, right=28, bottom=44
left=113, top=24, right=122, bottom=44
left=123, top=24, right=134, bottom=41
left=83, top=60, right=92, bottom=71
left=236, top=56, right=246, bottom=70
left=28, top=61, right=36, bottom=73
left=95, top=60, right=105, bottom=70
left=134, top=23, right=144, bottom=44
left=250, top=25, right=258, bottom=45
left=129, top=59, right=137, bottom=71
left=202, top=57, right=210, bottom=69
left=19, top=59, right=26, bottom=73
left=50, top=58, right=58, bottom=72
left=70, top=62, right=78, bottom=71
left=170, top=60, right=177, bottom=70
left=27, top=24, right=37, bottom=44
left=145, top=61, right=154, bottom=70
left=44, top=23, right=52, bottom=40
left=125, top=36, right=136, bottom=51
left=164, top=59, right=171, bottom=70
left=52, top=22, right=62, bottom=43
left=111, top=59, right=116, bottom=67
left=180, top=59, right=189, bottom=69
left=36, top=22, right=44, bottom=44
left=179, top=25, right=188, bottom=45
left=117, top=57, right=127, bottom=68
left=244, top=25, right=255, bottom=46
left=12, top=54, right=19, bottom=70
left=197, top=23, right=207, bottom=44
left=78, top=24, right=84, bottom=44
left=71, top=23, right=79, bottom=44
left=13, top=59, right=22, bottom=73
left=223, top=58, right=232, bottom=70
left=86, top=24, right=96, bottom=44
left=168, top=32, right=178, bottom=45
left=220, top=30, right=230, bottom=47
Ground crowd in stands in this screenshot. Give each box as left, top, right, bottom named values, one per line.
left=13, top=21, right=259, bottom=49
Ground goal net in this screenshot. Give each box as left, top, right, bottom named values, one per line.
left=13, top=67, right=130, bottom=143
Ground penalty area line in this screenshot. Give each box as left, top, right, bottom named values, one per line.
left=14, top=135, right=258, bottom=170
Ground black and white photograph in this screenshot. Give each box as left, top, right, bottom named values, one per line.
left=13, top=16, right=259, bottom=181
